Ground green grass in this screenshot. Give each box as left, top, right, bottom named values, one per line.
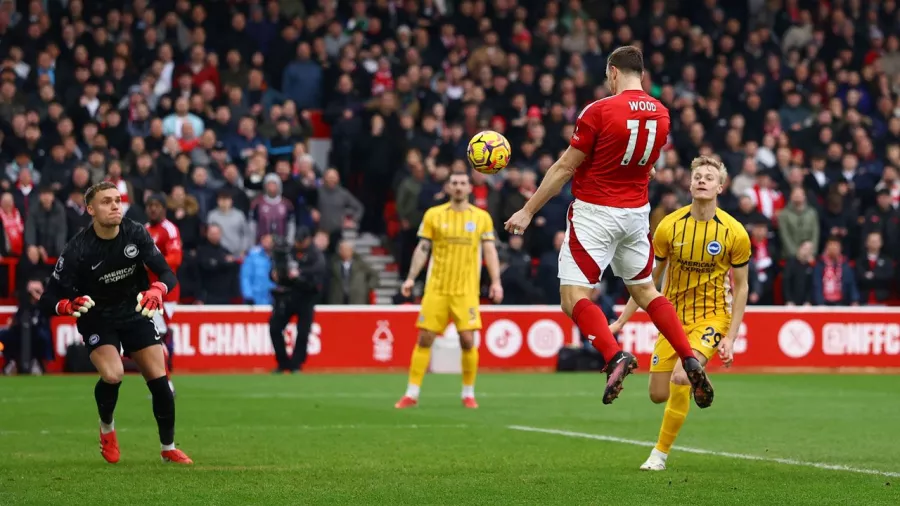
left=1, top=373, right=898, bottom=505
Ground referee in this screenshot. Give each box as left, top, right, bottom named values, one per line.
left=40, top=182, right=193, bottom=465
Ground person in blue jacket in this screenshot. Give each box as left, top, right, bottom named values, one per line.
left=241, top=234, right=276, bottom=305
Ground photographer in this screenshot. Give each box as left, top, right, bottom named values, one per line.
left=269, top=227, right=325, bottom=373
left=1, top=279, right=52, bottom=375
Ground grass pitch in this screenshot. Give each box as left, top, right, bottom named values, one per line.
left=1, top=373, right=898, bottom=505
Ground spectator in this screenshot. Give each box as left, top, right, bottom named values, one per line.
left=317, top=169, right=363, bottom=246
left=779, top=187, right=820, bottom=258
left=10, top=166, right=37, bottom=216
left=783, top=240, right=817, bottom=307
left=240, top=234, right=275, bottom=306
left=860, top=189, right=900, bottom=260
left=325, top=240, right=378, bottom=305
left=747, top=217, right=779, bottom=305
left=395, top=158, right=427, bottom=276
left=167, top=185, right=202, bottom=251
left=813, top=236, right=860, bottom=306
left=0, top=191, right=25, bottom=256
left=282, top=42, right=322, bottom=111
left=650, top=190, right=681, bottom=238
left=0, top=279, right=51, bottom=376
left=187, top=166, right=216, bottom=219
left=0, top=0, right=898, bottom=310
left=537, top=231, right=566, bottom=305
left=207, top=190, right=251, bottom=257
left=196, top=224, right=239, bottom=304
left=64, top=189, right=90, bottom=240
left=249, top=173, right=295, bottom=244
left=820, top=183, right=857, bottom=256
left=855, top=232, right=895, bottom=305
left=24, top=186, right=66, bottom=259
left=162, top=97, right=204, bottom=139
left=104, top=160, right=131, bottom=214
left=499, top=247, right=543, bottom=305
left=226, top=116, right=265, bottom=168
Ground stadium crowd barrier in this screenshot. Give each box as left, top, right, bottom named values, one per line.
left=2, top=305, right=897, bottom=373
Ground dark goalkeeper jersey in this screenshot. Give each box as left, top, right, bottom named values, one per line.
left=41, top=218, right=178, bottom=325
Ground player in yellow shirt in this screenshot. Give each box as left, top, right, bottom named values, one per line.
left=395, top=172, right=503, bottom=409
left=609, top=155, right=750, bottom=471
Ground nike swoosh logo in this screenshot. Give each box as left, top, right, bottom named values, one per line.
left=673, top=242, right=686, bottom=247
left=92, top=261, right=103, bottom=270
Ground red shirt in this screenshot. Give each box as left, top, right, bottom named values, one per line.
left=146, top=219, right=183, bottom=303
left=569, top=90, right=670, bottom=208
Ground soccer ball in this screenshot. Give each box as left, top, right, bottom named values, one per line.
left=467, top=130, right=511, bottom=174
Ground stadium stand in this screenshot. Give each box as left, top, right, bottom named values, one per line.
left=0, top=0, right=897, bottom=310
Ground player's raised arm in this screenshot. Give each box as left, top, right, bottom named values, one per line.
left=40, top=244, right=95, bottom=317
left=504, top=146, right=586, bottom=235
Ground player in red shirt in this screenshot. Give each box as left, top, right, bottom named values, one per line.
left=145, top=194, right=182, bottom=394
left=505, top=46, right=714, bottom=408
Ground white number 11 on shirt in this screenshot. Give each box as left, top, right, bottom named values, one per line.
left=621, top=119, right=658, bottom=166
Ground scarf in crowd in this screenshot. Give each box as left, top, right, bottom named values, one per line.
left=821, top=256, right=844, bottom=303
left=751, top=237, right=772, bottom=284
left=0, top=207, right=24, bottom=255
left=750, top=184, right=784, bottom=222
left=106, top=176, right=130, bottom=212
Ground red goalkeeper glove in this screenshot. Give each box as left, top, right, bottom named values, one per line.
left=135, top=282, right=167, bottom=318
left=56, top=296, right=95, bottom=317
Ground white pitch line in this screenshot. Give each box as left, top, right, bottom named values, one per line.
left=508, top=425, right=900, bottom=478
left=230, top=391, right=597, bottom=400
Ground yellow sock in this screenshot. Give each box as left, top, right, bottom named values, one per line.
left=461, top=347, right=479, bottom=397
left=655, top=383, right=691, bottom=454
left=405, top=345, right=431, bottom=397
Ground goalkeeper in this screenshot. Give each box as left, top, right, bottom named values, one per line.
left=39, top=182, right=192, bottom=465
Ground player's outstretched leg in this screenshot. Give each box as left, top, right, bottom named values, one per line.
left=131, top=342, right=192, bottom=464
left=628, top=284, right=714, bottom=408
left=642, top=372, right=692, bottom=471
left=602, top=351, right=638, bottom=404
left=562, top=287, right=634, bottom=405
left=146, top=375, right=192, bottom=464
left=396, top=330, right=437, bottom=408
left=95, top=377, right=122, bottom=464
left=459, top=331, right=478, bottom=408
left=90, top=345, right=124, bottom=464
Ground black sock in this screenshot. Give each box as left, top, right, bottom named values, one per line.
left=94, top=378, right=121, bottom=425
left=146, top=375, right=175, bottom=446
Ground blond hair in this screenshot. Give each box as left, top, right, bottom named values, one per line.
left=690, top=155, right=728, bottom=184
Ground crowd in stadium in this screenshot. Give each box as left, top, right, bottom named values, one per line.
left=0, top=0, right=898, bottom=310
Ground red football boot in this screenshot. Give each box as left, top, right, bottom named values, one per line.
left=161, top=448, right=193, bottom=464
left=99, top=430, right=120, bottom=464
left=394, top=396, right=418, bottom=409
left=462, top=397, right=479, bottom=409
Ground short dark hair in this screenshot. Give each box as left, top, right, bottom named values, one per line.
left=607, top=45, right=644, bottom=75
left=85, top=181, right=117, bottom=205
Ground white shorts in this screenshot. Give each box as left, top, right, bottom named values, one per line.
left=558, top=200, right=654, bottom=287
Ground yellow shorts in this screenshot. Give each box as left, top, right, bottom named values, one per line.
left=649, top=316, right=731, bottom=373
left=417, top=292, right=481, bottom=333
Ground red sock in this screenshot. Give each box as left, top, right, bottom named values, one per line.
left=572, top=298, right=620, bottom=362
left=645, top=296, right=694, bottom=360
